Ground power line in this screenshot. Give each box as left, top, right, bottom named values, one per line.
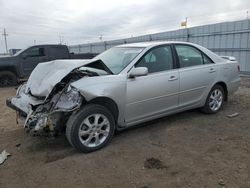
left=2, top=28, right=8, bottom=54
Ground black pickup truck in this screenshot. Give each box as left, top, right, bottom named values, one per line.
left=0, top=44, right=97, bottom=86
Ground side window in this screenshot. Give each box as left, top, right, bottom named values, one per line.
left=203, top=55, right=213, bottom=64
left=144, top=52, right=156, bottom=63
left=26, top=47, right=45, bottom=57
left=136, top=46, right=173, bottom=73
left=175, top=45, right=203, bottom=68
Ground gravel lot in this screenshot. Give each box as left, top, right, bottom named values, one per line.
left=0, top=77, right=250, bottom=188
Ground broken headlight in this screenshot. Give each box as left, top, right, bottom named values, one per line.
left=16, top=84, right=27, bottom=98
left=53, top=86, right=82, bottom=111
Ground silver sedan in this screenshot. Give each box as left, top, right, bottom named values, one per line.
left=7, top=41, right=241, bottom=152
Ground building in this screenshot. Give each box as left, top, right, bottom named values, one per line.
left=69, top=19, right=250, bottom=73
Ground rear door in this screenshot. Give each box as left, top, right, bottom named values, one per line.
left=174, top=44, right=217, bottom=108
left=21, top=46, right=48, bottom=76
left=125, top=45, right=179, bottom=124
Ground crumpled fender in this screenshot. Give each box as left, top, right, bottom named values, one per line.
left=71, top=74, right=127, bottom=126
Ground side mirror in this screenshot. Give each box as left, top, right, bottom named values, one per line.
left=129, top=67, right=148, bottom=78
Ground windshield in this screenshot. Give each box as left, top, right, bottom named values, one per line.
left=13, top=48, right=27, bottom=56
left=95, top=47, right=144, bottom=74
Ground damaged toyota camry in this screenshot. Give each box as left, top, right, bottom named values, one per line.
left=6, top=41, right=240, bottom=152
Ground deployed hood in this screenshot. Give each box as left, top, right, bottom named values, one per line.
left=25, top=59, right=104, bottom=97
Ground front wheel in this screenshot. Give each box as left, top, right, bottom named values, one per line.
left=66, top=104, right=115, bottom=153
left=201, top=85, right=225, bottom=114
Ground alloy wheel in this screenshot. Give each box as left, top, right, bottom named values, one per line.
left=78, top=113, right=110, bottom=148
left=209, top=89, right=223, bottom=111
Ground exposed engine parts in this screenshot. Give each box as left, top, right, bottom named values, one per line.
left=7, top=59, right=116, bottom=139
left=17, top=69, right=96, bottom=136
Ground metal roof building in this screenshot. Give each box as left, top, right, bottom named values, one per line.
left=69, top=19, right=250, bottom=73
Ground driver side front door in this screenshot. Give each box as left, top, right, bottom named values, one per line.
left=125, top=45, right=179, bottom=125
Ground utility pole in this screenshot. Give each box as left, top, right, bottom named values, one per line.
left=59, top=35, right=64, bottom=44
left=2, top=28, right=8, bottom=54
left=59, top=35, right=62, bottom=44
left=247, top=11, right=249, bottom=19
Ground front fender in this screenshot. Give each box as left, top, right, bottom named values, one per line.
left=70, top=74, right=127, bottom=126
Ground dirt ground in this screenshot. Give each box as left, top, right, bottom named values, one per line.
left=0, top=77, right=250, bottom=188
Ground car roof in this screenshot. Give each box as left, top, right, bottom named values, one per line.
left=116, top=41, right=225, bottom=63
left=116, top=41, right=194, bottom=48
left=32, top=44, right=67, bottom=48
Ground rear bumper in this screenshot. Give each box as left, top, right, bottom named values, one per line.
left=228, top=77, right=241, bottom=95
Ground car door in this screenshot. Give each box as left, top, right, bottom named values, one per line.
left=174, top=44, right=217, bottom=108
left=125, top=45, right=179, bottom=124
left=21, top=46, right=48, bottom=76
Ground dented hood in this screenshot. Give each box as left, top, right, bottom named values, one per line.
left=25, top=59, right=94, bottom=97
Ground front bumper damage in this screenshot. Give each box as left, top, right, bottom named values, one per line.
left=6, top=84, right=82, bottom=136
left=6, top=98, right=27, bottom=117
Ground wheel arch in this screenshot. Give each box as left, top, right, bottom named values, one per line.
left=213, top=81, right=228, bottom=101
left=87, top=97, right=119, bottom=123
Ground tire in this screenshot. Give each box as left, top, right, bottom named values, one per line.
left=66, top=104, right=115, bottom=153
left=0, top=71, right=17, bottom=87
left=201, top=85, right=225, bottom=114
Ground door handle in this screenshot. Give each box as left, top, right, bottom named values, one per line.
left=209, top=68, right=216, bottom=73
left=168, top=76, right=178, bottom=81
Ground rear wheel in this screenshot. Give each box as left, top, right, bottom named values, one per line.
left=201, top=85, right=225, bottom=114
left=66, top=104, right=115, bottom=153
left=0, top=71, right=17, bottom=87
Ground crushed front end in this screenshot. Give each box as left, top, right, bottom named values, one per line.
left=6, top=59, right=112, bottom=137
left=6, top=82, right=83, bottom=136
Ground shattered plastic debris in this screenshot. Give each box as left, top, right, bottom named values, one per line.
left=227, top=113, right=239, bottom=118
left=0, top=150, right=11, bottom=165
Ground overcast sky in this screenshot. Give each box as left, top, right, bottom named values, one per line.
left=0, top=0, right=249, bottom=53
